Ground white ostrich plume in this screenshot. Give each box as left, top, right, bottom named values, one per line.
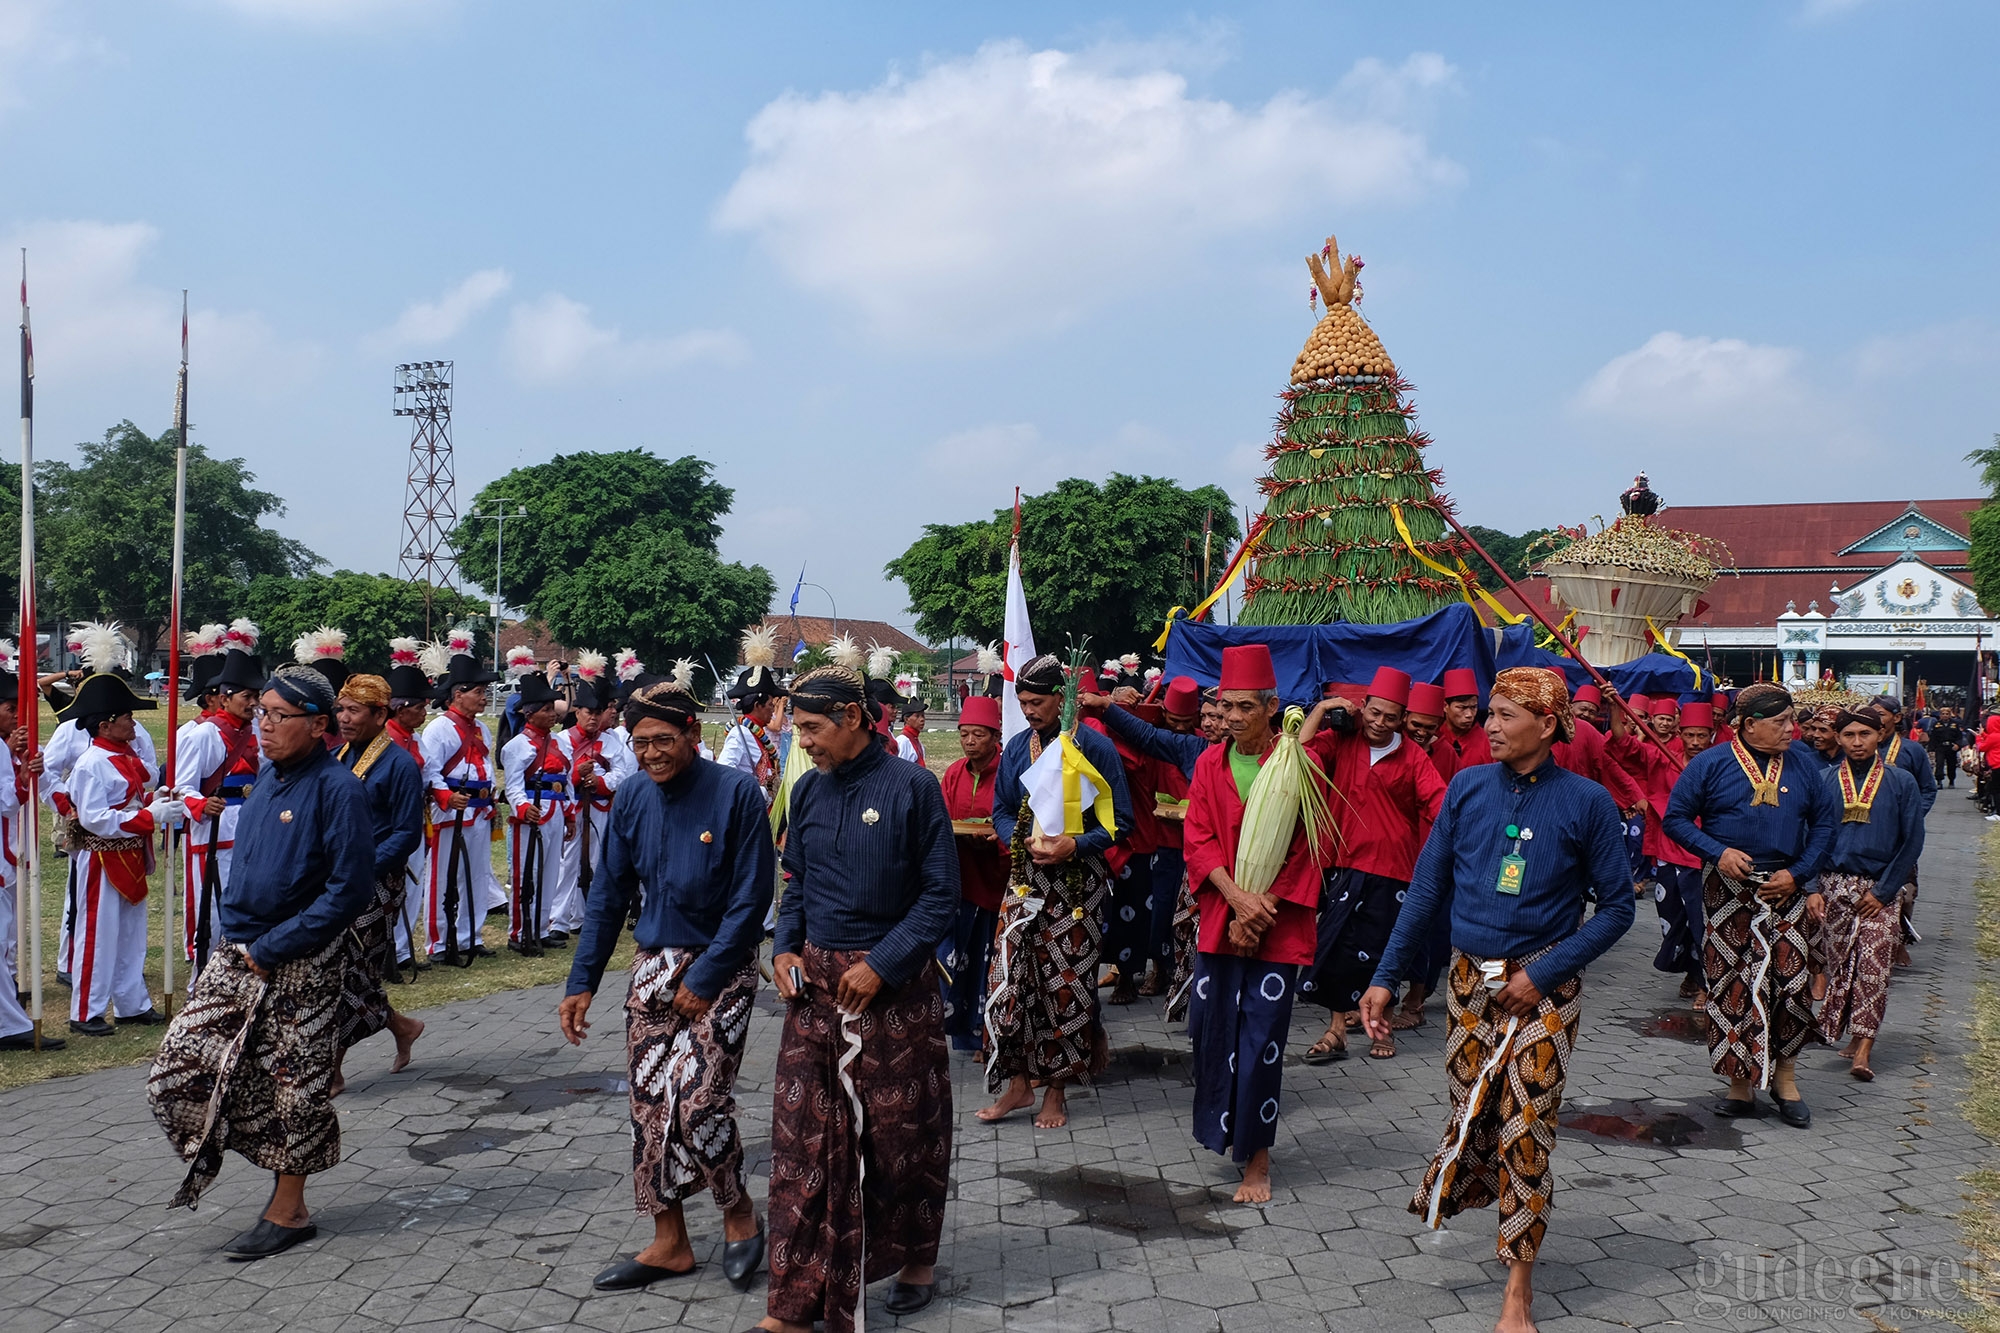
left=574, top=649, right=606, bottom=681
left=224, top=618, right=261, bottom=651
left=74, top=621, right=132, bottom=675
left=293, top=626, right=347, bottom=665
left=388, top=637, right=421, bottom=667
left=0, top=639, right=16, bottom=672
left=826, top=634, right=862, bottom=671
left=740, top=624, right=778, bottom=669
left=1120, top=653, right=1141, bottom=670
left=615, top=649, right=644, bottom=683
left=418, top=640, right=452, bottom=679
left=975, top=641, right=1004, bottom=675
left=672, top=658, right=696, bottom=690
left=866, top=642, right=900, bottom=681
left=505, top=645, right=537, bottom=678
left=185, top=623, right=225, bottom=657
left=446, top=627, right=475, bottom=655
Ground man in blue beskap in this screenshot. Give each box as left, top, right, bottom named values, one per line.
left=1360, top=667, right=1633, bottom=1333
left=148, top=664, right=376, bottom=1261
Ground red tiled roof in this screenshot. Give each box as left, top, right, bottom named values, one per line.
left=1496, top=499, right=1983, bottom=629
left=756, top=616, right=930, bottom=656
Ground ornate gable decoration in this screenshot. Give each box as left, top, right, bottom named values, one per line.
left=1837, top=502, right=1970, bottom=557
left=1827, top=557, right=1988, bottom=625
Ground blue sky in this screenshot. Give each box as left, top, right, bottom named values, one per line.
left=5, top=0, right=1996, bottom=636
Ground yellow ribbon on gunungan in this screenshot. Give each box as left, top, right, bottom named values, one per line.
left=1643, top=616, right=1704, bottom=691
left=1535, top=608, right=1578, bottom=652
left=1389, top=503, right=1526, bottom=626
left=1060, top=732, right=1120, bottom=839
left=1154, top=522, right=1268, bottom=651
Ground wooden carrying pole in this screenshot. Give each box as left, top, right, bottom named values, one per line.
left=1440, top=508, right=1686, bottom=772
left=18, top=252, right=41, bottom=1047
left=162, top=293, right=188, bottom=1011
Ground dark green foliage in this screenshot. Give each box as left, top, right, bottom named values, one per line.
left=449, top=450, right=774, bottom=684
left=886, top=475, right=1239, bottom=649
left=1966, top=437, right=2000, bottom=617
left=242, top=571, right=487, bottom=674
left=1463, top=525, right=1561, bottom=584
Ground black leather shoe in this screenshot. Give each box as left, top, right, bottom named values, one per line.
left=468, top=943, right=495, bottom=958
left=544, top=930, right=570, bottom=945
left=506, top=940, right=543, bottom=957
left=1712, top=1097, right=1758, bottom=1118
left=55, top=972, right=71, bottom=988
left=1775, top=1096, right=1812, bottom=1128
left=69, top=1017, right=114, bottom=1037
left=884, top=1280, right=935, bottom=1315
left=592, top=1256, right=695, bottom=1291
left=721, top=1221, right=765, bottom=1289
left=121, top=1007, right=168, bottom=1026
left=0, top=1032, right=64, bottom=1051
left=222, top=1218, right=318, bottom=1261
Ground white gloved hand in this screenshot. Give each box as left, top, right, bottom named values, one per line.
left=148, top=797, right=186, bottom=828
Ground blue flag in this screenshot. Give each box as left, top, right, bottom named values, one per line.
left=793, top=640, right=809, bottom=663
left=789, top=566, right=805, bottom=613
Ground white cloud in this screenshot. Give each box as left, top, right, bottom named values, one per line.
left=502, top=293, right=747, bottom=386
left=368, top=267, right=510, bottom=349
left=714, top=41, right=1462, bottom=343
left=13, top=218, right=317, bottom=395
left=1572, top=331, right=1806, bottom=422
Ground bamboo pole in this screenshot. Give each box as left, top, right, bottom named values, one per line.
left=162, top=293, right=188, bottom=1012
left=19, top=251, right=41, bottom=1047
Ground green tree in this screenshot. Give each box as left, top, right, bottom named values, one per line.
left=886, top=475, right=1239, bottom=649
left=447, top=450, right=774, bottom=683
left=35, top=422, right=318, bottom=657
left=1464, top=525, right=1560, bottom=584
left=242, top=570, right=487, bottom=675
left=1966, top=436, right=2000, bottom=615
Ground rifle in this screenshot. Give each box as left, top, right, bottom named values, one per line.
left=194, top=810, right=221, bottom=977
left=441, top=800, right=472, bottom=968
left=512, top=805, right=545, bottom=956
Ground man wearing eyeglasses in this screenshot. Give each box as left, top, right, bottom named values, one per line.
left=149, top=664, right=377, bottom=1261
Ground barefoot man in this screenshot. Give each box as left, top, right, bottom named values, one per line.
left=1361, top=668, right=1634, bottom=1333
left=330, top=672, right=427, bottom=1093
left=1182, top=644, right=1324, bottom=1203
left=980, top=653, right=1134, bottom=1130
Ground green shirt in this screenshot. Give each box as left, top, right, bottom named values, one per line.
left=1229, top=744, right=1260, bottom=803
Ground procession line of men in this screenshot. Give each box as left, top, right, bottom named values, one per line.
left=0, top=612, right=1935, bottom=1333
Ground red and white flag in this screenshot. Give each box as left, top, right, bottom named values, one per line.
left=999, top=534, right=1035, bottom=743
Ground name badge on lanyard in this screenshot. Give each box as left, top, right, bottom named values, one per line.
left=1496, top=853, right=1525, bottom=896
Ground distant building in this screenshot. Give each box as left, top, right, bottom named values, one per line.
left=1515, top=498, right=1996, bottom=702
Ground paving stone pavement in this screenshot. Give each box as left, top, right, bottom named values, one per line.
left=1, top=794, right=1992, bottom=1332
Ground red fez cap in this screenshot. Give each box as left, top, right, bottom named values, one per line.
left=1219, top=644, right=1276, bottom=692
left=1441, top=667, right=1479, bottom=700
left=1163, top=675, right=1201, bottom=717
left=959, top=695, right=1001, bottom=731
left=1367, top=665, right=1411, bottom=707
left=1574, top=683, right=1603, bottom=705
left=1406, top=681, right=1446, bottom=718
left=1648, top=695, right=1680, bottom=718
left=1078, top=668, right=1101, bottom=694
left=1628, top=693, right=1650, bottom=712
left=1131, top=702, right=1164, bottom=726
left=1680, top=701, right=1715, bottom=729
left=1711, top=692, right=1729, bottom=709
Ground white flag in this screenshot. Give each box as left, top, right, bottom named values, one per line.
left=1000, top=537, right=1035, bottom=743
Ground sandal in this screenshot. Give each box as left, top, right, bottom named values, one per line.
left=1390, top=1008, right=1426, bottom=1031
left=1368, top=1037, right=1396, bottom=1060
left=1303, top=1035, right=1348, bottom=1064
left=1342, top=1010, right=1364, bottom=1032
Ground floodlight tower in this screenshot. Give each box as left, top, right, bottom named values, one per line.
left=395, top=360, right=459, bottom=636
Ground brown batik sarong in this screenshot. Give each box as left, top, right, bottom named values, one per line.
left=1703, top=869, right=1812, bottom=1085
left=1817, top=872, right=1898, bottom=1042
left=335, top=870, right=402, bottom=1054
left=767, top=943, right=951, bottom=1333
left=148, top=937, right=345, bottom=1209
left=1164, top=869, right=1199, bottom=1024
left=1410, top=949, right=1582, bottom=1264
left=983, top=850, right=1110, bottom=1092
left=625, top=946, right=758, bottom=1212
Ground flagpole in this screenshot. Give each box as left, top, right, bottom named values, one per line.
left=163, top=293, right=188, bottom=1013
left=19, top=251, right=41, bottom=1049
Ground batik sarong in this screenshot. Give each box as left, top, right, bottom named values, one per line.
left=938, top=901, right=998, bottom=1052
left=1702, top=869, right=1812, bottom=1085
left=767, top=943, right=951, bottom=1333
left=1101, top=856, right=1152, bottom=980
left=147, top=937, right=345, bottom=1209
left=625, top=946, right=757, bottom=1212
left=1188, top=953, right=1297, bottom=1162
left=335, top=870, right=402, bottom=1054
left=1410, top=949, right=1582, bottom=1264
left=1817, top=872, right=1898, bottom=1042
left=1649, top=862, right=1706, bottom=988
left=983, top=850, right=1110, bottom=1091
left=1302, top=867, right=1407, bottom=1013
left=1165, top=870, right=1199, bottom=1023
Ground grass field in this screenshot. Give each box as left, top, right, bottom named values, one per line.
left=1958, top=830, right=2000, bottom=1330
left=0, top=709, right=966, bottom=1092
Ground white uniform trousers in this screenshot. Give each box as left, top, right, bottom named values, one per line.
left=68, top=850, right=151, bottom=1023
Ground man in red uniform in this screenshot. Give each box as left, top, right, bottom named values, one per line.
left=1402, top=681, right=1455, bottom=786
left=1571, top=683, right=1603, bottom=727
left=1389, top=680, right=1454, bottom=1028
left=1438, top=667, right=1492, bottom=770
left=1182, top=644, right=1322, bottom=1204
left=939, top=696, right=1006, bottom=1052
left=1299, top=666, right=1447, bottom=1061
left=1609, top=697, right=1705, bottom=1002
